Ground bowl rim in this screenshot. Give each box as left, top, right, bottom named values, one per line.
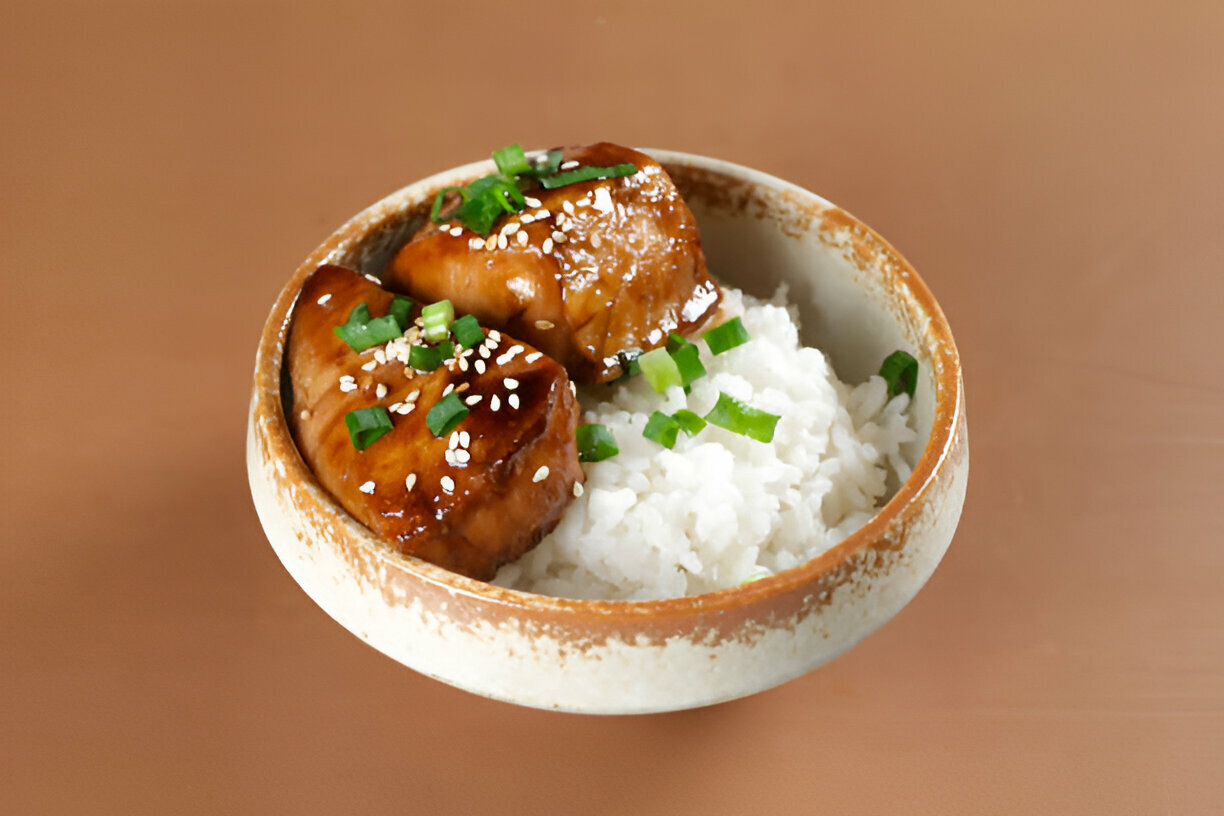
left=252, top=147, right=963, bottom=621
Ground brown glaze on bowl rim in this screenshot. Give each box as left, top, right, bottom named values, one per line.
left=251, top=149, right=963, bottom=642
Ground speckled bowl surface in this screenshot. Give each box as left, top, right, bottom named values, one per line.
left=246, top=149, right=968, bottom=714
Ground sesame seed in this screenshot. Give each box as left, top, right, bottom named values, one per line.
left=406, top=389, right=420, bottom=402
left=495, top=352, right=512, bottom=365
left=464, top=394, right=482, bottom=406
left=497, top=233, right=508, bottom=250
left=444, top=449, right=457, bottom=465
left=299, top=409, right=310, bottom=420
left=468, top=237, right=484, bottom=250
left=339, top=374, right=356, bottom=383
left=459, top=431, right=470, bottom=448
left=562, top=200, right=575, bottom=215
left=533, top=319, right=554, bottom=330
left=456, top=382, right=470, bottom=393
left=508, top=393, right=520, bottom=409
left=573, top=482, right=584, bottom=497
left=524, top=196, right=542, bottom=208
left=503, top=222, right=520, bottom=236
left=361, top=360, right=377, bottom=371
left=389, top=402, right=402, bottom=412
left=448, top=432, right=460, bottom=450
left=490, top=395, right=501, bottom=411
left=374, top=349, right=387, bottom=364
left=551, top=230, right=567, bottom=243
left=359, top=480, right=375, bottom=494
left=376, top=383, right=388, bottom=398
left=440, top=476, right=455, bottom=493
left=442, top=383, right=454, bottom=396
left=458, top=356, right=469, bottom=372
left=488, top=330, right=502, bottom=342
left=516, top=230, right=528, bottom=246
left=454, top=449, right=471, bottom=464
left=396, top=403, right=415, bottom=415
left=317, top=293, right=332, bottom=305
left=525, top=352, right=543, bottom=363
left=478, top=344, right=491, bottom=359
left=339, top=382, right=357, bottom=393
left=484, top=235, right=497, bottom=251
left=508, top=344, right=524, bottom=356
left=533, top=209, right=550, bottom=219
left=405, top=473, right=417, bottom=491
left=364, top=274, right=381, bottom=284
left=577, top=196, right=591, bottom=207
left=474, top=359, right=486, bottom=374
left=532, top=466, right=549, bottom=482
left=569, top=382, right=577, bottom=397
left=590, top=233, right=602, bottom=249
left=560, top=160, right=579, bottom=170
left=504, top=377, right=520, bottom=389
left=541, top=237, right=554, bottom=254
left=449, top=226, right=463, bottom=237
left=520, top=214, right=534, bottom=224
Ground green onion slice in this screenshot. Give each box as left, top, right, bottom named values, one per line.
left=421, top=300, right=454, bottom=342
left=450, top=314, right=485, bottom=348
left=426, top=392, right=469, bottom=437
left=667, top=332, right=695, bottom=353
left=333, top=302, right=403, bottom=352
left=643, top=411, right=681, bottom=449
left=344, top=406, right=393, bottom=451
left=408, top=344, right=442, bottom=372
left=493, top=143, right=530, bottom=177
left=576, top=423, right=619, bottom=462
left=389, top=296, right=414, bottom=331
left=525, top=149, right=563, bottom=178
left=637, top=347, right=682, bottom=393
left=704, top=392, right=780, bottom=443
left=703, top=317, right=751, bottom=355
left=879, top=350, right=918, bottom=399
left=539, top=162, right=638, bottom=189
left=670, top=343, right=706, bottom=386
left=672, top=409, right=707, bottom=437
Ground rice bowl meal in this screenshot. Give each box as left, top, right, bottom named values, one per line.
left=247, top=142, right=968, bottom=713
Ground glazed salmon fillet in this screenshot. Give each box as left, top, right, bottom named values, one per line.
left=386, top=142, right=721, bottom=384
left=286, top=264, right=582, bottom=580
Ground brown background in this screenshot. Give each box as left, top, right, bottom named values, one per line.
left=2, top=0, right=1221, bottom=813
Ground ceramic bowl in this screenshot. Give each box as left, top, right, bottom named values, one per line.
left=247, top=149, right=968, bottom=714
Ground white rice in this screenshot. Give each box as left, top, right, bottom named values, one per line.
left=492, top=286, right=917, bottom=601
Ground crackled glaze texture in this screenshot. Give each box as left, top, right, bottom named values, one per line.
left=247, top=150, right=968, bottom=713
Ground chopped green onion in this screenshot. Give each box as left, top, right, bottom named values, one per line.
left=451, top=314, right=485, bottom=348
left=408, top=344, right=442, bottom=371
left=344, top=406, right=393, bottom=451
left=492, top=143, right=530, bottom=177
left=576, top=424, right=619, bottom=462
left=643, top=411, right=680, bottom=449
left=389, top=296, right=414, bottom=331
left=430, top=186, right=464, bottom=222
left=436, top=340, right=455, bottom=361
left=703, top=317, right=751, bottom=355
left=879, top=350, right=918, bottom=399
left=525, top=149, right=563, bottom=178
left=704, top=392, right=780, bottom=443
left=421, top=299, right=454, bottom=342
left=667, top=332, right=695, bottom=353
left=670, top=344, right=706, bottom=386
left=333, top=302, right=403, bottom=352
left=672, top=409, right=707, bottom=437
left=637, top=347, right=682, bottom=393
left=539, top=162, right=638, bottom=189
left=426, top=392, right=469, bottom=437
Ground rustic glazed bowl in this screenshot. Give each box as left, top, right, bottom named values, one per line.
left=247, top=149, right=968, bottom=714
